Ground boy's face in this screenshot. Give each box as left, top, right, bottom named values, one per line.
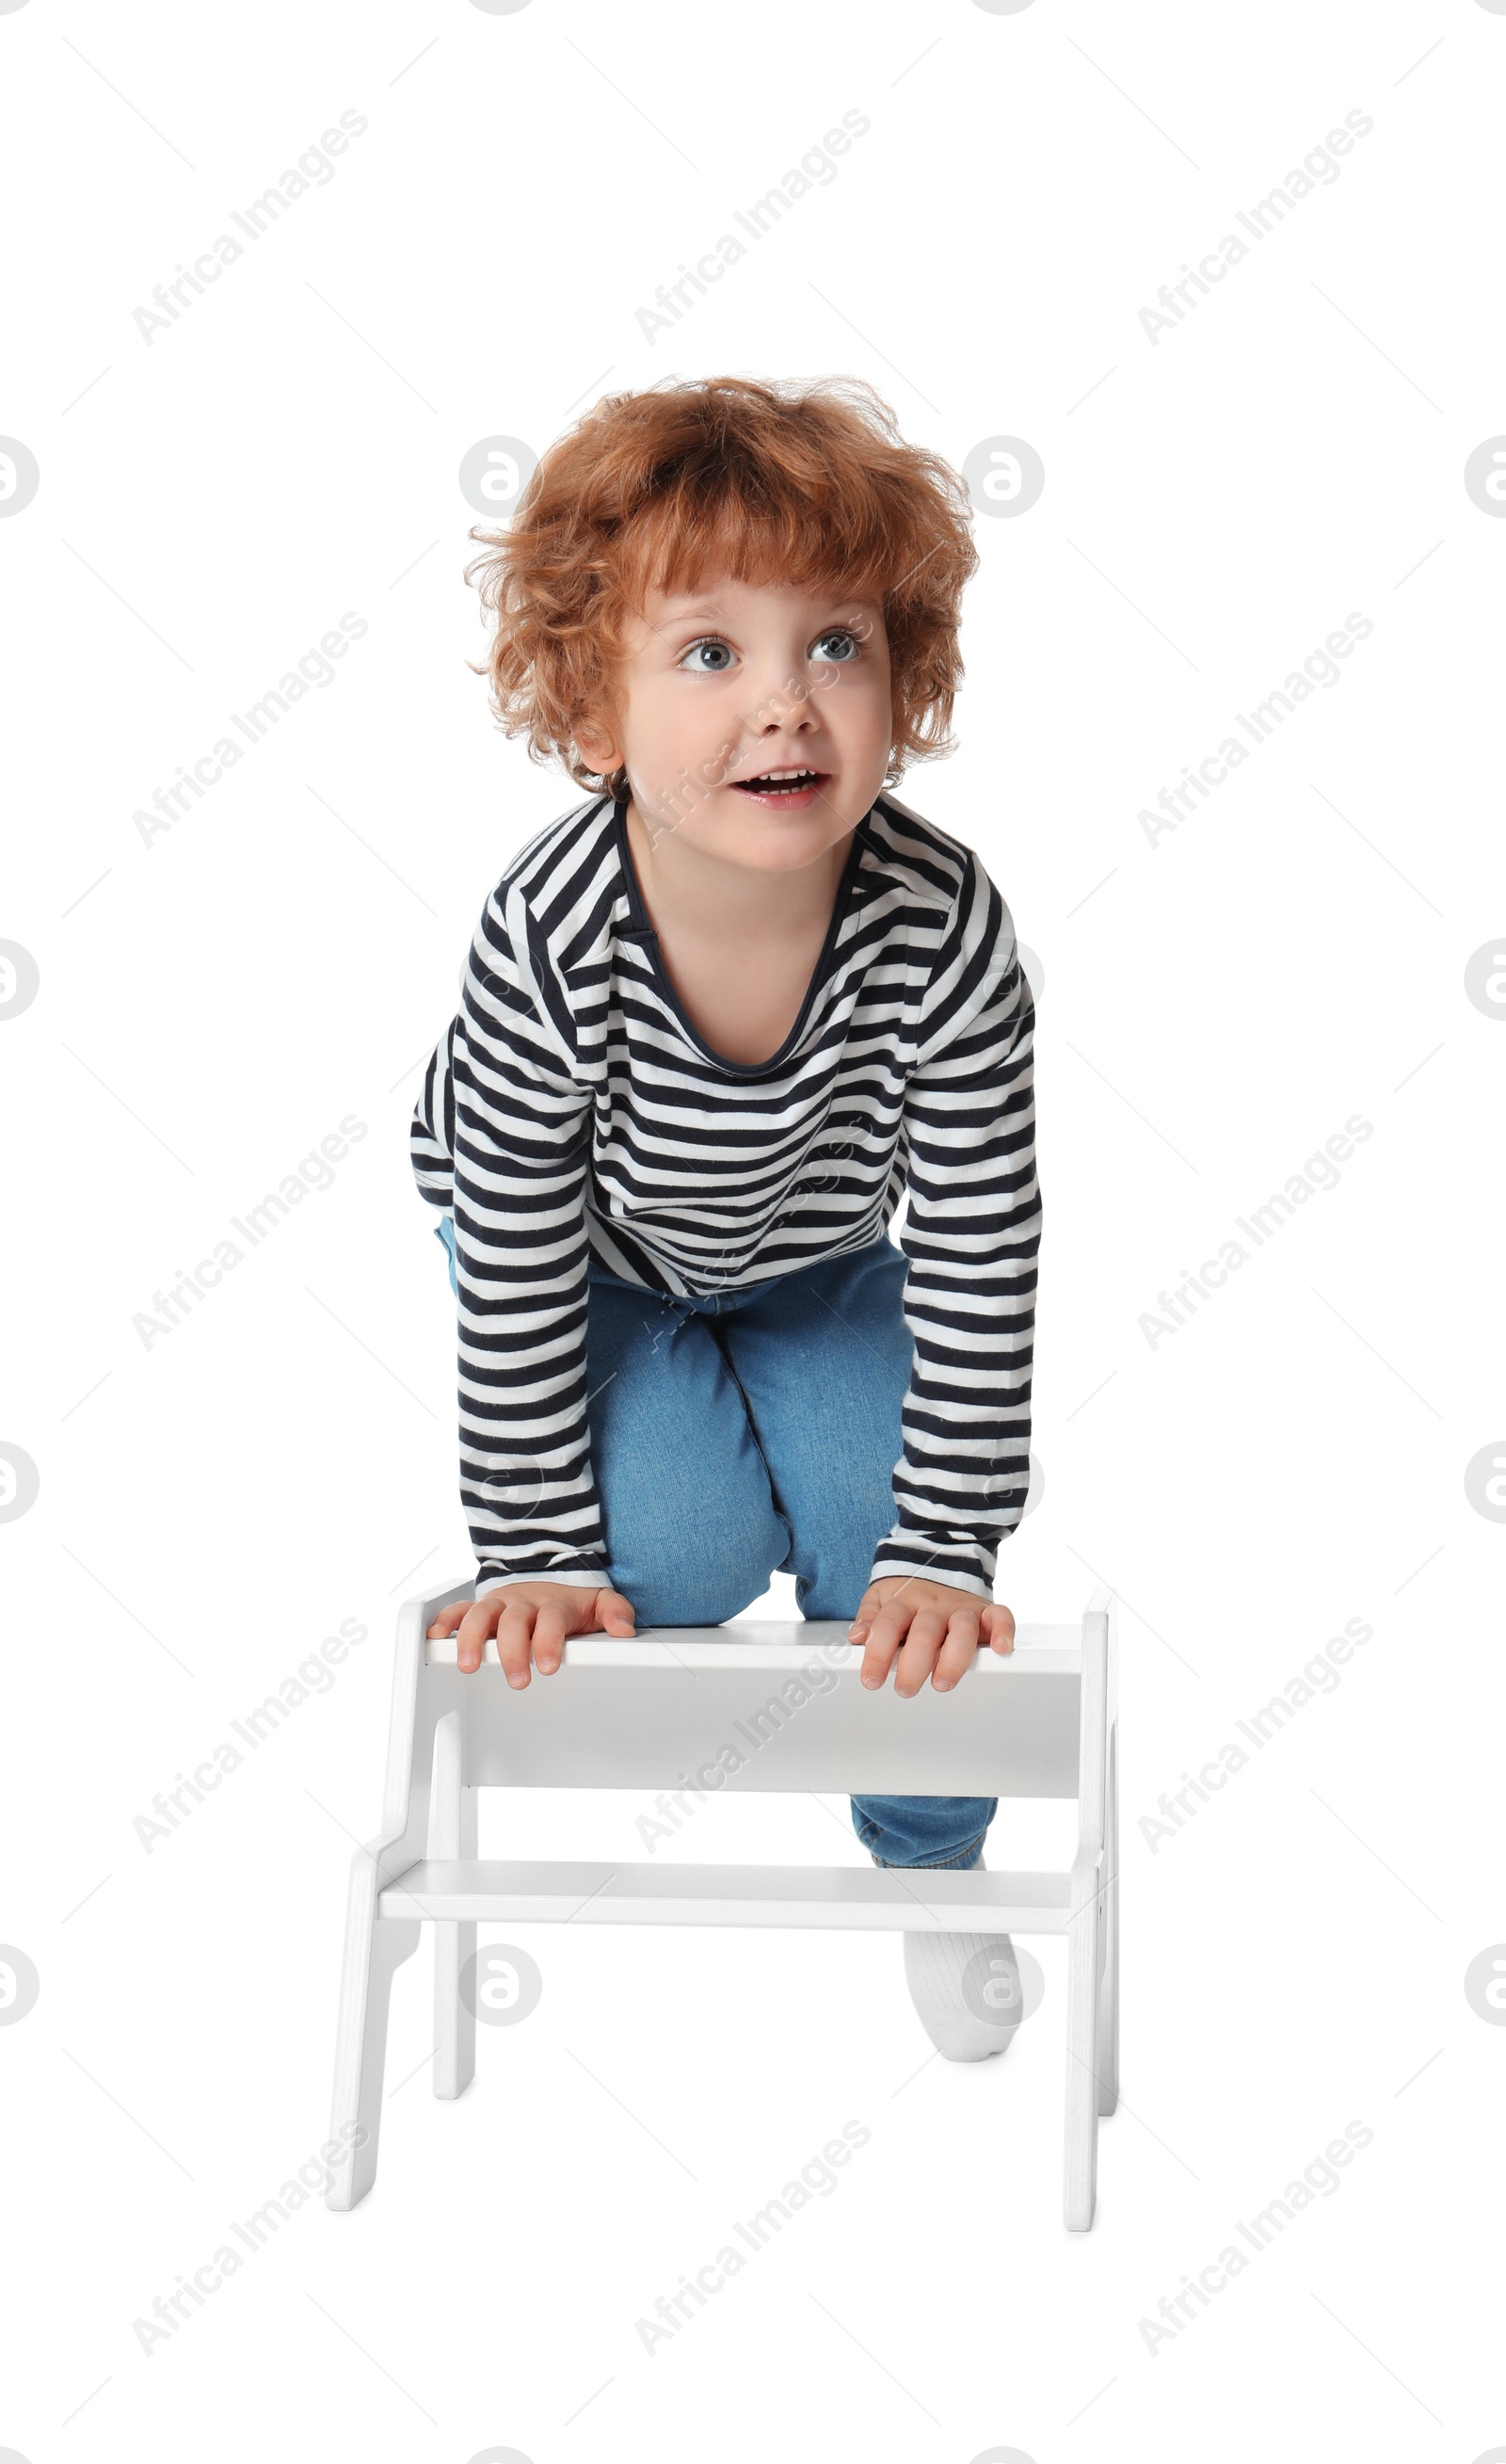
left=575, top=573, right=893, bottom=871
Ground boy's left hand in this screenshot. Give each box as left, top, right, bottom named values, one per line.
left=848, top=1576, right=1015, bottom=1697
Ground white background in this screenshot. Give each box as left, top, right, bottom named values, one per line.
left=2, top=1, right=1502, bottom=2457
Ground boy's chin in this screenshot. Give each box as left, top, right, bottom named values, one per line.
left=702, top=801, right=855, bottom=864
left=630, top=782, right=867, bottom=865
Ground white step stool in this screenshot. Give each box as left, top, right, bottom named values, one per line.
left=327, top=1584, right=1119, bottom=2228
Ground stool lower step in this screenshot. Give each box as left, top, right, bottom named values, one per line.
left=376, top=1859, right=1074, bottom=1931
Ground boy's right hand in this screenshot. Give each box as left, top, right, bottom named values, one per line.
left=425, top=1582, right=636, bottom=1682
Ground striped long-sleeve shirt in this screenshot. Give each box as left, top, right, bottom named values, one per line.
left=410, top=789, right=1040, bottom=1602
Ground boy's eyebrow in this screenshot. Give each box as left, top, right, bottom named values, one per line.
left=661, top=599, right=728, bottom=620
left=656, top=594, right=870, bottom=624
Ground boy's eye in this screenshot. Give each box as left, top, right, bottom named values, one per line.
left=679, top=637, right=736, bottom=673
left=811, top=628, right=859, bottom=664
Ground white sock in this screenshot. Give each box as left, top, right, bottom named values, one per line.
left=898, top=1858, right=1022, bottom=2063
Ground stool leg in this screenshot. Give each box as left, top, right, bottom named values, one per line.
left=327, top=1860, right=420, bottom=2212
left=432, top=1714, right=476, bottom=2100
left=1064, top=1877, right=1100, bottom=2231
left=1097, top=1727, right=1120, bottom=2119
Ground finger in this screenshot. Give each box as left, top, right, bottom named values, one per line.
left=495, top=1602, right=537, bottom=1688
left=931, top=1609, right=983, bottom=1690
left=859, top=1602, right=915, bottom=1687
left=984, top=1602, right=1017, bottom=1656
left=589, top=1587, right=636, bottom=1635
left=425, top=1600, right=466, bottom=1641
left=846, top=1586, right=885, bottom=1644
left=892, top=1610, right=952, bottom=1698
left=530, top=1604, right=570, bottom=1675
left=858, top=1621, right=905, bottom=1688
left=456, top=1596, right=500, bottom=1675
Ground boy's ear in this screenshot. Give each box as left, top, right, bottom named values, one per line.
left=574, top=721, right=618, bottom=772
left=573, top=704, right=622, bottom=778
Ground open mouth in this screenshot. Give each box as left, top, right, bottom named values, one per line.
left=731, top=767, right=827, bottom=801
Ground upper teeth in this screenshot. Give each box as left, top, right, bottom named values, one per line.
left=753, top=768, right=815, bottom=780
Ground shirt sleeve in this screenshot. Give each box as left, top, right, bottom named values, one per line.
left=869, top=854, right=1041, bottom=1602
left=409, top=886, right=607, bottom=1595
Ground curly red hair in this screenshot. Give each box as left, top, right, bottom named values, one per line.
left=463, top=374, right=979, bottom=798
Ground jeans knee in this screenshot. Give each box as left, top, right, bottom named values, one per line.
left=617, top=1534, right=781, bottom=1629
left=630, top=1575, right=769, bottom=1627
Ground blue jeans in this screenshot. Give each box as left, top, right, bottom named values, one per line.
left=436, top=1216, right=995, bottom=1872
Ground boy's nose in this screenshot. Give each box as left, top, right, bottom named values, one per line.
left=741, top=726, right=820, bottom=764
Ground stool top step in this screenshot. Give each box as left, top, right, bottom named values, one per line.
left=423, top=1618, right=1084, bottom=1673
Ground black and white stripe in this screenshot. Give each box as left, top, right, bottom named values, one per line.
left=411, top=791, right=1040, bottom=1601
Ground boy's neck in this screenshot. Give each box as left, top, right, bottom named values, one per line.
left=623, top=797, right=855, bottom=947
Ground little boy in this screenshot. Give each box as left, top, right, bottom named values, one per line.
left=412, top=375, right=1041, bottom=2061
